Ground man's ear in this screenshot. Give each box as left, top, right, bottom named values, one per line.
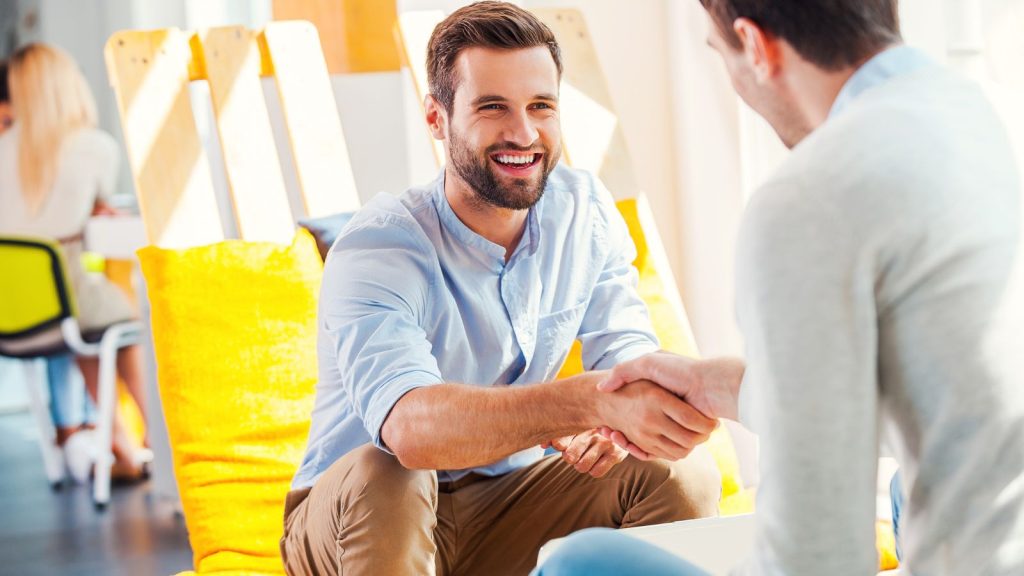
left=733, top=17, right=781, bottom=83
left=424, top=95, right=447, bottom=141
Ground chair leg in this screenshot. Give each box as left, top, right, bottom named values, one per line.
left=22, top=359, right=66, bottom=489
left=92, top=336, right=122, bottom=510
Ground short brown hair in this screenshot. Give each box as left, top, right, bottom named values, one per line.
left=700, top=0, right=901, bottom=70
left=427, top=1, right=562, bottom=113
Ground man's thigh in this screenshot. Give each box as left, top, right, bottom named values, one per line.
left=280, top=444, right=442, bottom=576
left=451, top=446, right=720, bottom=576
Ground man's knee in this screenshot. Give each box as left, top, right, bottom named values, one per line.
left=284, top=445, right=440, bottom=575
left=625, top=444, right=722, bottom=519
left=323, top=443, right=438, bottom=513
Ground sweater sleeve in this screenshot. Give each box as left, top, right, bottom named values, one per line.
left=731, top=179, right=881, bottom=576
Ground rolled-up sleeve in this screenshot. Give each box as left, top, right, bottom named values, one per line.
left=321, top=217, right=444, bottom=452
left=577, top=183, right=660, bottom=370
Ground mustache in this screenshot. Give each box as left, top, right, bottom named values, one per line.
left=485, top=142, right=547, bottom=154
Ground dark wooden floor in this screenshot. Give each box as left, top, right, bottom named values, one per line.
left=0, top=412, right=193, bottom=576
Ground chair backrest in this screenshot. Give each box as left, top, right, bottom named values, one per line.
left=104, top=21, right=361, bottom=249
left=0, top=236, right=76, bottom=358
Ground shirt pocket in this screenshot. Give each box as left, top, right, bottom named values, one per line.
left=535, top=302, right=587, bottom=378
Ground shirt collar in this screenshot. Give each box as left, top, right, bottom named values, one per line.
left=432, top=170, right=542, bottom=266
left=829, top=45, right=935, bottom=119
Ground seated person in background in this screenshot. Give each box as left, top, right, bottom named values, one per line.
left=2, top=60, right=97, bottom=481
left=280, top=3, right=722, bottom=576
left=0, top=44, right=150, bottom=480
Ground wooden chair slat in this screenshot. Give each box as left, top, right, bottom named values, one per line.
left=395, top=10, right=446, bottom=166
left=104, top=28, right=225, bottom=249
left=532, top=8, right=638, bottom=199
left=196, top=26, right=295, bottom=243
left=262, top=21, right=361, bottom=217
left=272, top=0, right=401, bottom=74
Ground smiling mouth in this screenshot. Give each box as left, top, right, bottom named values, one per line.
left=490, top=152, right=543, bottom=171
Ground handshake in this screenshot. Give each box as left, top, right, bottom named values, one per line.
left=544, top=352, right=745, bottom=476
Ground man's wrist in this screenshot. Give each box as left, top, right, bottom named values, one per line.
left=697, top=357, right=744, bottom=421
left=560, top=371, right=609, bottom=431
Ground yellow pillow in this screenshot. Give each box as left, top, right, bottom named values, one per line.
left=138, top=230, right=322, bottom=575
left=556, top=198, right=747, bottom=507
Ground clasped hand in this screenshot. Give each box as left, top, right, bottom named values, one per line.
left=542, top=429, right=628, bottom=478
left=595, top=352, right=738, bottom=461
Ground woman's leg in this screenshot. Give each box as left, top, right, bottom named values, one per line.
left=76, top=356, right=142, bottom=477
left=532, top=528, right=710, bottom=576
left=46, top=354, right=86, bottom=445
left=115, top=344, right=148, bottom=446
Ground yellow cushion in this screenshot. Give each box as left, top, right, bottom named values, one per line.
left=556, top=198, right=746, bottom=506
left=138, top=230, right=322, bottom=575
left=876, top=519, right=900, bottom=571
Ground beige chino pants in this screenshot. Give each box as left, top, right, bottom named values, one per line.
left=281, top=444, right=720, bottom=576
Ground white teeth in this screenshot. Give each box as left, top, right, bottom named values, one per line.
left=497, top=154, right=535, bottom=165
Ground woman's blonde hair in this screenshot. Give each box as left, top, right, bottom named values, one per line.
left=8, top=43, right=98, bottom=214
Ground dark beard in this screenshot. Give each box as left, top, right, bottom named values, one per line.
left=447, top=127, right=557, bottom=211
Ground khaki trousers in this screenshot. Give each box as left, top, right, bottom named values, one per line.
left=281, top=444, right=720, bottom=576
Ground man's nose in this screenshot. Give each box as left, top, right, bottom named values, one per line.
left=502, top=109, right=540, bottom=148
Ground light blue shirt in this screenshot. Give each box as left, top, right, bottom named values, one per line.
left=292, top=164, right=660, bottom=488
left=829, top=44, right=934, bottom=118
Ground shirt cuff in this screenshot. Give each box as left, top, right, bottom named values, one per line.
left=590, top=341, right=660, bottom=371
left=363, top=370, right=444, bottom=455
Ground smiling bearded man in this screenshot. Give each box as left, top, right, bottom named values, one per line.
left=278, top=2, right=723, bottom=576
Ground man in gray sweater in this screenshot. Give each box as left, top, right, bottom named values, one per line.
left=537, top=0, right=1023, bottom=575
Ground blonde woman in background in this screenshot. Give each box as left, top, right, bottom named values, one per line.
left=0, top=43, right=150, bottom=481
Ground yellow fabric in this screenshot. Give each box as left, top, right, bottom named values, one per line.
left=0, top=241, right=65, bottom=333
left=81, top=251, right=106, bottom=274
left=555, top=198, right=746, bottom=509
left=719, top=487, right=757, bottom=517
left=876, top=519, right=900, bottom=571
left=138, top=230, right=322, bottom=575
left=705, top=424, right=744, bottom=502
left=117, top=381, right=146, bottom=446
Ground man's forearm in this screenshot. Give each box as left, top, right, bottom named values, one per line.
left=381, top=373, right=605, bottom=470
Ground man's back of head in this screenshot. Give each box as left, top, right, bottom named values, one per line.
left=699, top=0, right=901, bottom=71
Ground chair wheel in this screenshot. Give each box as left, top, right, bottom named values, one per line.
left=50, top=481, right=63, bottom=492
left=94, top=501, right=108, bottom=512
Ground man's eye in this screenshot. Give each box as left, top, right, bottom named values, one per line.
left=480, top=104, right=504, bottom=111
left=532, top=102, right=554, bottom=110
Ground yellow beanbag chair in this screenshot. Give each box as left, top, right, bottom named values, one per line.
left=138, top=230, right=322, bottom=575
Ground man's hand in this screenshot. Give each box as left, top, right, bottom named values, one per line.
left=595, top=353, right=745, bottom=460
left=599, top=353, right=743, bottom=421
left=595, top=379, right=719, bottom=461
left=542, top=429, right=628, bottom=478
left=91, top=198, right=120, bottom=216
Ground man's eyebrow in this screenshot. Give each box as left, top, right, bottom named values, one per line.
left=470, top=93, right=559, bottom=106
left=471, top=95, right=508, bottom=106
